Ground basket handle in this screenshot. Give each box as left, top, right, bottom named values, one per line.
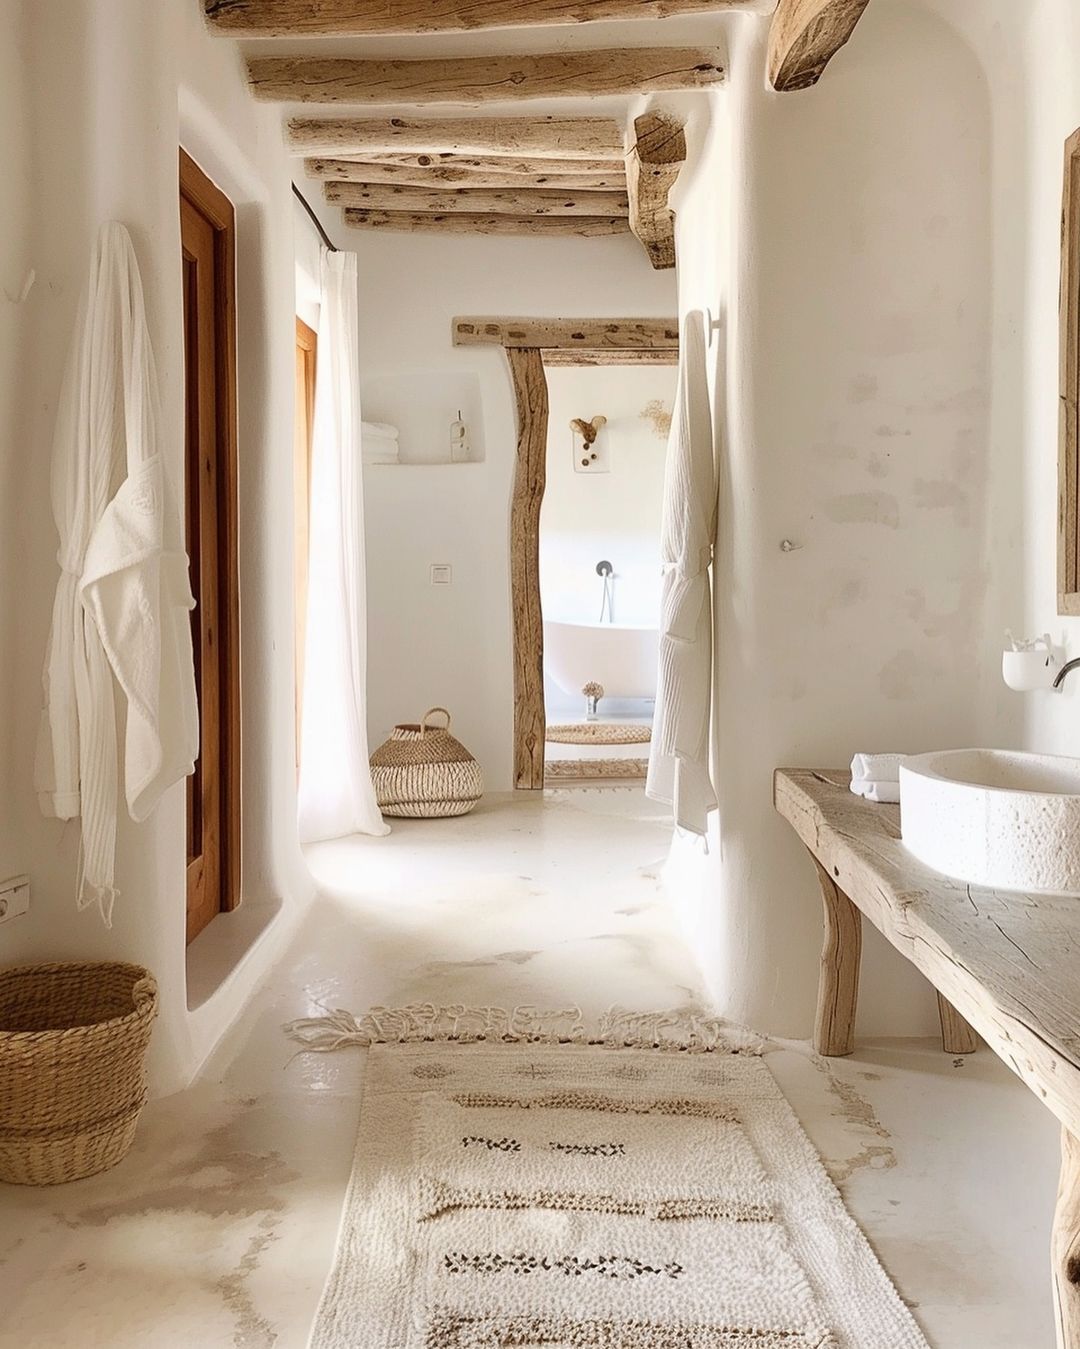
left=420, top=707, right=452, bottom=736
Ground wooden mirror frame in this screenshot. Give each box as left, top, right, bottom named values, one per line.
left=1059, top=128, right=1080, bottom=614
left=453, top=317, right=679, bottom=788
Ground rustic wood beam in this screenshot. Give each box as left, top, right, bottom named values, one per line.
left=342, top=150, right=624, bottom=176
left=454, top=316, right=679, bottom=350
left=767, top=0, right=873, bottom=91
left=343, top=209, right=629, bottom=236
left=307, top=158, right=626, bottom=191
left=251, top=49, right=724, bottom=106
left=507, top=347, right=549, bottom=790
left=327, top=181, right=628, bottom=217
left=626, top=111, right=686, bottom=271
left=287, top=117, right=624, bottom=161
left=541, top=348, right=678, bottom=367
left=1054, top=1128, right=1080, bottom=1349
left=207, top=0, right=764, bottom=36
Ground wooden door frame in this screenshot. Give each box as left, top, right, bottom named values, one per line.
left=180, top=147, right=242, bottom=935
left=294, top=317, right=317, bottom=770
left=452, top=316, right=679, bottom=789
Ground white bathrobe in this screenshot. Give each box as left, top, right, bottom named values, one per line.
left=36, top=223, right=198, bottom=924
left=646, top=309, right=718, bottom=835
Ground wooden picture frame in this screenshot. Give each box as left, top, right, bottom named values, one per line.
left=1059, top=128, right=1080, bottom=615
left=452, top=316, right=679, bottom=789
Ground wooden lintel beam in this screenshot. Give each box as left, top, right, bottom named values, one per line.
left=287, top=117, right=624, bottom=160
left=454, top=316, right=679, bottom=350
left=251, top=49, right=724, bottom=106
left=307, top=158, right=627, bottom=191
left=332, top=151, right=624, bottom=176
left=327, top=181, right=628, bottom=217
left=207, top=0, right=765, bottom=36
left=768, top=0, right=873, bottom=91
left=343, top=209, right=629, bottom=237
left=626, top=111, right=687, bottom=271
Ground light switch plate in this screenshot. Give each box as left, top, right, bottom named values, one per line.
left=0, top=875, right=30, bottom=925
left=430, top=564, right=453, bottom=586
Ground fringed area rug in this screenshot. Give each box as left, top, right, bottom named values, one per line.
left=287, top=1006, right=928, bottom=1349
left=545, top=724, right=653, bottom=746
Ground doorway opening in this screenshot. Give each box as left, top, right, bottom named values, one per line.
left=180, top=148, right=241, bottom=944
left=293, top=317, right=317, bottom=772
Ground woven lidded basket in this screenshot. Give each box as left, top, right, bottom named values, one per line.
left=0, top=962, right=158, bottom=1186
left=370, top=707, right=483, bottom=818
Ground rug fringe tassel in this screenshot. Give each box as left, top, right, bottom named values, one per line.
left=283, top=1002, right=764, bottom=1055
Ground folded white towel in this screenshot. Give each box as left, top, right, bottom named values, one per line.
left=850, top=752, right=906, bottom=783
left=850, top=777, right=901, bottom=804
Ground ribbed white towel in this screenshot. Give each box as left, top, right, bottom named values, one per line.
left=850, top=778, right=901, bottom=804
left=850, top=752, right=906, bottom=783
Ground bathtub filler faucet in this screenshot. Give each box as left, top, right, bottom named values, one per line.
left=597, top=560, right=614, bottom=624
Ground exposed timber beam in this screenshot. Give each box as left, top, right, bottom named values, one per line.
left=250, top=49, right=724, bottom=106
left=453, top=316, right=679, bottom=350
left=207, top=0, right=764, bottom=36
left=286, top=117, right=625, bottom=160
left=342, top=209, right=629, bottom=236
left=768, top=0, right=872, bottom=91
left=336, top=150, right=624, bottom=176
left=326, top=181, right=628, bottom=217
left=307, top=158, right=627, bottom=190
left=626, top=111, right=686, bottom=271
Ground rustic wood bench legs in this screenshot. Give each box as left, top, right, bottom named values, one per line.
left=809, top=854, right=978, bottom=1057
left=1055, top=1128, right=1080, bottom=1349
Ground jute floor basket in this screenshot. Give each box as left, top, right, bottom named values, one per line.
left=370, top=707, right=483, bottom=818
left=0, top=961, right=158, bottom=1186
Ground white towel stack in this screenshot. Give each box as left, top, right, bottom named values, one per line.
left=849, top=753, right=906, bottom=804
left=362, top=421, right=400, bottom=465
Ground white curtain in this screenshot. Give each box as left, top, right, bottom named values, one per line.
left=646, top=309, right=719, bottom=836
left=297, top=249, right=388, bottom=843
left=35, top=222, right=198, bottom=924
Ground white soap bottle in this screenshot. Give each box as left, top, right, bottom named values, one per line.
left=450, top=411, right=469, bottom=463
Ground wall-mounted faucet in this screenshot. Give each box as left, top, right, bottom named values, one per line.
left=1053, top=657, right=1080, bottom=690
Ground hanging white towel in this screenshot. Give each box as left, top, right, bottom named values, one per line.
left=646, top=310, right=718, bottom=835
left=35, top=222, right=198, bottom=924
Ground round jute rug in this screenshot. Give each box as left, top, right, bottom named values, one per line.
left=545, top=723, right=652, bottom=746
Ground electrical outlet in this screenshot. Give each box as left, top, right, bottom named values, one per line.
left=430, top=564, right=453, bottom=586
left=0, top=875, right=30, bottom=925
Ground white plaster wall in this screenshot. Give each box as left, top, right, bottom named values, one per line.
left=0, top=0, right=311, bottom=1093
left=540, top=364, right=674, bottom=631
left=1019, top=0, right=1080, bottom=753
left=672, top=0, right=1030, bottom=1037
left=352, top=230, right=676, bottom=790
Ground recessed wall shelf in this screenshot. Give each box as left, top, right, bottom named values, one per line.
left=362, top=370, right=485, bottom=465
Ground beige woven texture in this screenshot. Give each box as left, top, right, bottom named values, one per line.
left=0, top=961, right=157, bottom=1185
left=546, top=723, right=653, bottom=746
left=371, top=707, right=483, bottom=818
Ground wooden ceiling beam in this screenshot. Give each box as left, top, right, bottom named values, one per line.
left=453, top=316, right=679, bottom=349
left=286, top=117, right=624, bottom=160
left=626, top=111, right=686, bottom=271
left=768, top=0, right=872, bottom=91
left=340, top=151, right=624, bottom=176
left=326, top=181, right=628, bottom=217
left=207, top=0, right=764, bottom=36
left=306, top=158, right=627, bottom=190
left=343, top=209, right=630, bottom=236
left=251, top=48, right=724, bottom=106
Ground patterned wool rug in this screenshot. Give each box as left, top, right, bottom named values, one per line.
left=286, top=1006, right=928, bottom=1349
left=545, top=723, right=653, bottom=746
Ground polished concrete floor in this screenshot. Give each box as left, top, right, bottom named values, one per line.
left=0, top=789, right=1061, bottom=1348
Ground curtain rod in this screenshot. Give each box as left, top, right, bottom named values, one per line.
left=292, top=181, right=338, bottom=253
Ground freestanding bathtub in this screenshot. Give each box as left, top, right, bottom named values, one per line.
left=543, top=619, right=659, bottom=701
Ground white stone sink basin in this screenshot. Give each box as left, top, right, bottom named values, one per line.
left=899, top=749, right=1080, bottom=895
